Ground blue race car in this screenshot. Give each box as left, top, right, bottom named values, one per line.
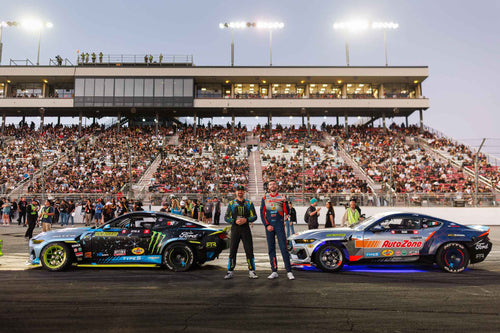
left=288, top=212, right=492, bottom=273
left=29, top=212, right=229, bottom=272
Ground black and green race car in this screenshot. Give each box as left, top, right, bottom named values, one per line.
left=29, top=212, right=229, bottom=272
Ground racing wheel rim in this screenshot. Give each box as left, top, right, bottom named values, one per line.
left=168, top=247, right=191, bottom=269
left=318, top=246, right=343, bottom=269
left=443, top=247, right=465, bottom=269
left=43, top=244, right=67, bottom=269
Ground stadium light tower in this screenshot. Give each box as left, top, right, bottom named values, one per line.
left=0, top=20, right=20, bottom=65
left=333, top=20, right=398, bottom=66
left=256, top=21, right=284, bottom=66
left=219, top=21, right=250, bottom=66
left=21, top=19, right=53, bottom=66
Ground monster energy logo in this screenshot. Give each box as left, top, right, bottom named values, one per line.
left=148, top=231, right=166, bottom=254
left=237, top=206, right=244, bottom=217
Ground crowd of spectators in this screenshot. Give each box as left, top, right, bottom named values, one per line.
left=149, top=124, right=249, bottom=195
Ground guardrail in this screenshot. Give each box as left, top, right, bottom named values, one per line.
left=76, top=54, right=194, bottom=66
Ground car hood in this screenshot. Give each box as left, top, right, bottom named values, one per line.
left=289, top=227, right=354, bottom=240
left=34, top=227, right=92, bottom=240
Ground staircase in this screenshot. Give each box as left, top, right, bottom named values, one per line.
left=248, top=150, right=264, bottom=203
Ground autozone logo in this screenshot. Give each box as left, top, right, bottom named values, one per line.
left=382, top=240, right=422, bottom=248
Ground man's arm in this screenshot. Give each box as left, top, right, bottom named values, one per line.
left=260, top=197, right=269, bottom=226
left=224, top=201, right=235, bottom=224
left=247, top=201, right=257, bottom=223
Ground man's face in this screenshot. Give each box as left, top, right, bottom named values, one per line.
left=236, top=189, right=245, bottom=199
left=350, top=201, right=356, bottom=209
left=268, top=182, right=278, bottom=193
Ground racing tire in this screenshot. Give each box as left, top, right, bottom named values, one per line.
left=313, top=243, right=345, bottom=273
left=163, top=243, right=195, bottom=272
left=436, top=242, right=469, bottom=273
left=40, top=242, right=72, bottom=272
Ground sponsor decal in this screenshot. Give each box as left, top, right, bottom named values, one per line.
left=326, top=233, right=346, bottom=237
left=475, top=241, right=489, bottom=251
left=114, top=249, right=126, bottom=256
left=148, top=231, right=166, bottom=254
left=401, top=250, right=407, bottom=256
left=382, top=240, right=422, bottom=248
left=84, top=252, right=92, bottom=258
left=365, top=252, right=380, bottom=257
left=144, top=229, right=150, bottom=234
left=395, top=250, right=402, bottom=256
left=206, top=242, right=217, bottom=248
left=75, top=252, right=83, bottom=256
left=130, top=230, right=141, bottom=233
left=448, top=234, right=465, bottom=237
left=381, top=249, right=394, bottom=257
left=121, top=230, right=127, bottom=234
left=95, top=232, right=118, bottom=237
left=131, top=247, right=145, bottom=255
left=408, top=250, right=419, bottom=256
left=475, top=253, right=485, bottom=260
left=180, top=232, right=198, bottom=240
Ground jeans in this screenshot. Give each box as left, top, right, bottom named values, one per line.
left=286, top=220, right=295, bottom=238
left=60, top=212, right=69, bottom=226
left=68, top=213, right=74, bottom=225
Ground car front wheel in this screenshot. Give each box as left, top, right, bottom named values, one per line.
left=163, top=243, right=195, bottom=272
left=40, top=242, right=72, bottom=271
left=436, top=242, right=469, bottom=273
left=314, top=243, right=345, bottom=273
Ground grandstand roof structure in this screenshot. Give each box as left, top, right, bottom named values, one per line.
left=0, top=64, right=429, bottom=119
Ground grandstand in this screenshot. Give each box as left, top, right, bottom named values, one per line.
left=0, top=60, right=498, bottom=207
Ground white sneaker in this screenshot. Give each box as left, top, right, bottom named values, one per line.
left=248, top=271, right=259, bottom=279
left=287, top=272, right=295, bottom=280
left=268, top=272, right=279, bottom=279
left=224, top=271, right=234, bottom=280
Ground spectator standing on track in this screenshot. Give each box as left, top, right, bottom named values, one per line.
left=170, top=199, right=182, bottom=215
left=224, top=185, right=258, bottom=280
left=159, top=202, right=169, bottom=213
left=286, top=201, right=296, bottom=238
left=39, top=200, right=55, bottom=232
left=305, top=198, right=320, bottom=230
left=213, top=197, right=221, bottom=225
left=341, top=199, right=360, bottom=227
left=2, top=199, right=11, bottom=226
left=59, top=200, right=69, bottom=226
left=116, top=201, right=128, bottom=216
left=260, top=180, right=295, bottom=280
left=68, top=200, right=76, bottom=226
left=94, top=199, right=104, bottom=227
left=83, top=199, right=94, bottom=226
left=17, top=197, right=28, bottom=226
left=325, top=201, right=335, bottom=228
left=25, top=199, right=39, bottom=239
left=204, top=198, right=213, bottom=224
left=10, top=199, right=17, bottom=224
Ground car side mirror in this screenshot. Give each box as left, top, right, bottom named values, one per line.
left=370, top=225, right=384, bottom=233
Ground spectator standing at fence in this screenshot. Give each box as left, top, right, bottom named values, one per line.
left=149, top=54, right=153, bottom=63
left=59, top=200, right=69, bottom=226
left=94, top=199, right=104, bottom=226
left=39, top=200, right=54, bottom=232
left=144, top=54, right=148, bottom=64
left=305, top=198, right=320, bottom=230
left=18, top=197, right=27, bottom=227
left=99, top=52, right=103, bottom=63
left=213, top=197, right=221, bottom=225
left=10, top=198, right=17, bottom=224
left=325, top=201, right=335, bottom=228
left=83, top=200, right=93, bottom=226
left=341, top=199, right=360, bottom=227
left=2, top=199, right=11, bottom=226
left=159, top=53, right=163, bottom=64
left=68, top=200, right=75, bottom=226
left=204, top=198, right=213, bottom=224
left=85, top=53, right=89, bottom=63
left=80, top=52, right=85, bottom=63
left=25, top=199, right=39, bottom=239
left=116, top=201, right=128, bottom=216
left=91, top=52, right=96, bottom=63
left=170, top=199, right=182, bottom=215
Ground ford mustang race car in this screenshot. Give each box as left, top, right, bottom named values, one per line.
left=288, top=212, right=492, bottom=273
left=29, top=212, right=229, bottom=272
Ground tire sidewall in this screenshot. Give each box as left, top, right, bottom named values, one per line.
left=437, top=242, right=469, bottom=273
left=314, top=243, right=345, bottom=273
left=163, top=243, right=194, bottom=272
left=41, top=242, right=71, bottom=272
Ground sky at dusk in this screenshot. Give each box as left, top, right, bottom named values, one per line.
left=2, top=0, right=499, bottom=154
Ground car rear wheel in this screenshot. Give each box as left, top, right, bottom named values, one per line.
left=163, top=243, right=195, bottom=272
left=436, top=242, right=469, bottom=273
left=40, top=242, right=71, bottom=271
left=314, top=243, right=345, bottom=273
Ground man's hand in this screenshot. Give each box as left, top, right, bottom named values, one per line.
left=316, top=207, right=321, bottom=212
left=236, top=217, right=247, bottom=225
left=266, top=225, right=274, bottom=232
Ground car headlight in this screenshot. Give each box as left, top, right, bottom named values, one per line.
left=32, top=239, right=45, bottom=244
left=294, top=239, right=316, bottom=244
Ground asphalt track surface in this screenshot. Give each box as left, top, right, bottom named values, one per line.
left=1, top=223, right=499, bottom=333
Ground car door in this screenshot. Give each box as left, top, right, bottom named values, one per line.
left=362, top=215, right=424, bottom=260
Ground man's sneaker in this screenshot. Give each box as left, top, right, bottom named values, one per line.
left=248, top=271, right=259, bottom=279
left=224, top=271, right=234, bottom=280
left=268, top=272, right=279, bottom=279
left=287, top=272, right=295, bottom=280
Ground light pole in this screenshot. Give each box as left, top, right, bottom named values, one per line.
left=256, top=21, right=284, bottom=66
left=333, top=20, right=398, bottom=66
left=219, top=21, right=248, bottom=66
left=21, top=19, right=53, bottom=66
left=0, top=21, right=20, bottom=65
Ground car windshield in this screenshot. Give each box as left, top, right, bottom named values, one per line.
left=350, top=215, right=378, bottom=231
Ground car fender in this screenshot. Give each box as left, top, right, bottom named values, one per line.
left=311, top=240, right=347, bottom=259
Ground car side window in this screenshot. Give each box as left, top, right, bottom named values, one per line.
left=421, top=219, right=442, bottom=229
left=107, top=216, right=132, bottom=228
left=379, top=217, right=421, bottom=231
left=153, top=217, right=180, bottom=229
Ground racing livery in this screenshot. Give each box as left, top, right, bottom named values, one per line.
left=29, top=212, right=229, bottom=272
left=288, top=212, right=492, bottom=273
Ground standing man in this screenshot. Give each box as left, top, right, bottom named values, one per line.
left=260, top=181, right=295, bottom=280
left=213, top=197, right=221, bottom=225
left=39, top=200, right=55, bottom=232
left=224, top=185, right=258, bottom=280
left=25, top=199, right=39, bottom=240
left=98, top=52, right=103, bottom=63
left=68, top=200, right=76, bottom=226
left=17, top=197, right=27, bottom=227
left=204, top=197, right=213, bottom=224
left=341, top=198, right=360, bottom=227
left=305, top=198, right=320, bottom=230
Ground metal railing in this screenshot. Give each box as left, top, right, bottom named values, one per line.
left=76, top=54, right=194, bottom=66
left=9, top=59, right=35, bottom=66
